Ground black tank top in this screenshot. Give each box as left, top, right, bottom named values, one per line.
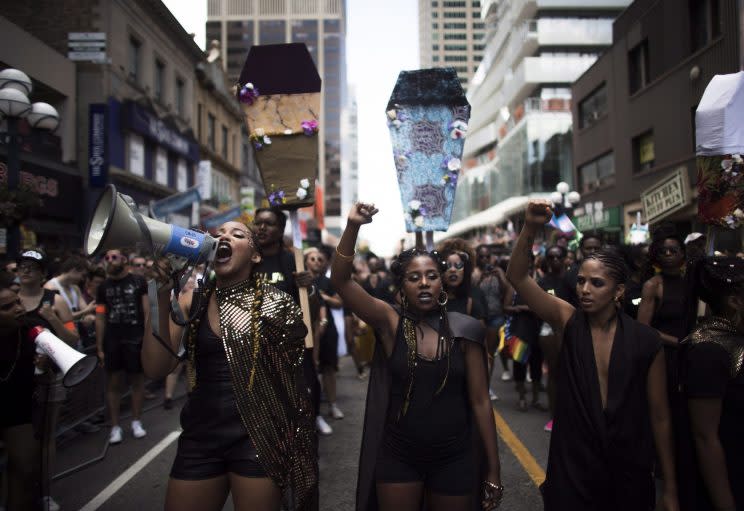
left=21, top=289, right=57, bottom=331
left=651, top=274, right=688, bottom=340
left=384, top=316, right=471, bottom=463
left=193, top=313, right=232, bottom=387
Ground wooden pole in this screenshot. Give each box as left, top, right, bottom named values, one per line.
left=289, top=210, right=314, bottom=348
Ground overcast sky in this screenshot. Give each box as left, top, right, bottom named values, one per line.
left=163, top=0, right=419, bottom=256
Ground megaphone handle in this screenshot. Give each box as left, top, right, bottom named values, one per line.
left=125, top=200, right=155, bottom=253
left=34, top=344, right=45, bottom=375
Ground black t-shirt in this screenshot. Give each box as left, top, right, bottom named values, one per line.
left=97, top=274, right=148, bottom=341
left=253, top=250, right=298, bottom=302
left=362, top=274, right=396, bottom=304
left=538, top=273, right=573, bottom=303
left=448, top=288, right=487, bottom=321
left=685, top=342, right=744, bottom=509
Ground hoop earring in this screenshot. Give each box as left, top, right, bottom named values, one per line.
left=438, top=291, right=448, bottom=306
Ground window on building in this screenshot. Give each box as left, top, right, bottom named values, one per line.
left=474, top=55, right=483, bottom=61
left=444, top=11, right=466, bottom=17
left=221, top=125, right=228, bottom=159
left=473, top=22, right=485, bottom=30
left=154, top=59, right=165, bottom=101
left=443, top=1, right=466, bottom=6
left=433, top=55, right=440, bottom=62
left=431, top=0, right=438, bottom=5
left=689, top=0, right=721, bottom=52
left=432, top=44, right=440, bottom=51
left=208, top=114, right=216, bottom=152
left=628, top=40, right=650, bottom=94
left=579, top=152, right=615, bottom=194
left=432, top=11, right=438, bottom=17
left=474, top=44, right=485, bottom=51
left=445, top=44, right=468, bottom=51
left=445, top=55, right=468, bottom=62
left=578, top=83, right=608, bottom=129
left=432, top=22, right=439, bottom=29
left=444, top=22, right=466, bottom=29
left=445, top=33, right=467, bottom=40
left=128, top=36, right=141, bottom=82
left=472, top=0, right=480, bottom=6
left=176, top=77, right=185, bottom=115
left=633, top=131, right=655, bottom=173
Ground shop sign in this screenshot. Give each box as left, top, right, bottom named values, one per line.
left=573, top=206, right=621, bottom=231
left=68, top=32, right=107, bottom=63
left=123, top=101, right=199, bottom=161
left=88, top=104, right=108, bottom=187
left=0, top=161, right=80, bottom=220
left=641, top=167, right=691, bottom=223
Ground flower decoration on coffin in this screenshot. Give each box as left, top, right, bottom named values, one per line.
left=250, top=128, right=272, bottom=150
left=405, top=199, right=427, bottom=228
left=387, top=107, right=407, bottom=129
left=301, top=120, right=319, bottom=136
left=296, top=178, right=311, bottom=200
left=697, top=153, right=744, bottom=228
left=268, top=184, right=287, bottom=206
left=238, top=82, right=260, bottom=105
left=449, top=120, right=468, bottom=139
left=441, top=156, right=461, bottom=187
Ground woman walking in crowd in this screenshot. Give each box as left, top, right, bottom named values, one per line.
left=501, top=254, right=545, bottom=412
left=143, top=221, right=317, bottom=511
left=437, top=239, right=487, bottom=322
left=506, top=201, right=678, bottom=511
left=332, top=204, right=502, bottom=511
left=677, top=257, right=744, bottom=511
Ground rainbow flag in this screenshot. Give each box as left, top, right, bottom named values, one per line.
left=507, top=336, right=531, bottom=365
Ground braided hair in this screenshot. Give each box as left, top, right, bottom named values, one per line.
left=582, top=248, right=628, bottom=285
left=389, top=248, right=454, bottom=418
left=691, top=256, right=744, bottom=314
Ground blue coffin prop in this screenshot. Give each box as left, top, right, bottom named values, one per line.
left=386, top=67, right=470, bottom=232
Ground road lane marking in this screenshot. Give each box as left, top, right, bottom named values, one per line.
left=493, top=409, right=546, bottom=487
left=79, top=430, right=181, bottom=511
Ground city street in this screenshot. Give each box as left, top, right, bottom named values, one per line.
left=51, top=356, right=551, bottom=511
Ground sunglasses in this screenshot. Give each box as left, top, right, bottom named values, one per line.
left=446, top=261, right=465, bottom=270
left=660, top=247, right=681, bottom=255
left=104, top=254, right=122, bottom=261
left=307, top=257, right=325, bottom=263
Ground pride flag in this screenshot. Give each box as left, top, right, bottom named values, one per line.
left=498, top=324, right=531, bottom=364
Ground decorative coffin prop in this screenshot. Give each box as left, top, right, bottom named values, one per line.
left=386, top=68, right=470, bottom=232
left=695, top=71, right=744, bottom=228
left=238, top=43, right=321, bottom=209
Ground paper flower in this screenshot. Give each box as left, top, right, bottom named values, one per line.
left=386, top=109, right=397, bottom=120
left=445, top=157, right=461, bottom=171
left=301, top=119, right=319, bottom=136
left=268, top=188, right=286, bottom=206
left=239, top=83, right=260, bottom=105
left=722, top=158, right=733, bottom=171
left=449, top=120, right=468, bottom=139
left=300, top=178, right=310, bottom=189
left=296, top=187, right=308, bottom=200
left=409, top=199, right=421, bottom=210
left=284, top=129, right=293, bottom=135
left=414, top=215, right=425, bottom=227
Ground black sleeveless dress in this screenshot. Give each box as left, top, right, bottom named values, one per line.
left=171, top=313, right=267, bottom=479
left=374, top=316, right=474, bottom=495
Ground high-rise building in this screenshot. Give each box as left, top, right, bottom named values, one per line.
left=206, top=0, right=347, bottom=234
left=340, top=85, right=358, bottom=221
left=443, top=0, right=630, bottom=239
left=419, top=0, right=486, bottom=88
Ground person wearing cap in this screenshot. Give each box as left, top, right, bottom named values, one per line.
left=16, top=248, right=79, bottom=511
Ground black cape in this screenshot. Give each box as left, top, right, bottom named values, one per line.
left=355, top=310, right=486, bottom=511
left=541, top=310, right=662, bottom=511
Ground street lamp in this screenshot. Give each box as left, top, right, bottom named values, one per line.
left=550, top=181, right=581, bottom=217
left=0, top=68, right=59, bottom=257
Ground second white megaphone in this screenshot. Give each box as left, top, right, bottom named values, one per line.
left=29, top=327, right=98, bottom=387
left=84, top=185, right=216, bottom=265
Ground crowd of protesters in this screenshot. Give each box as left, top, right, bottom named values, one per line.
left=2, top=200, right=744, bottom=510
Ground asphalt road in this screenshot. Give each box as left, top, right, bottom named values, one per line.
left=50, top=358, right=553, bottom=511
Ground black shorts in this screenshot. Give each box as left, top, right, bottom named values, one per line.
left=104, top=338, right=143, bottom=374
left=318, top=330, right=339, bottom=372
left=170, top=394, right=269, bottom=480
left=375, top=442, right=475, bottom=495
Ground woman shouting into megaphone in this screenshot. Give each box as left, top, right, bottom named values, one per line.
left=142, top=221, right=318, bottom=511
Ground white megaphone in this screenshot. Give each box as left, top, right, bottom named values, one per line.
left=29, top=327, right=98, bottom=387
left=84, top=185, right=217, bottom=266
